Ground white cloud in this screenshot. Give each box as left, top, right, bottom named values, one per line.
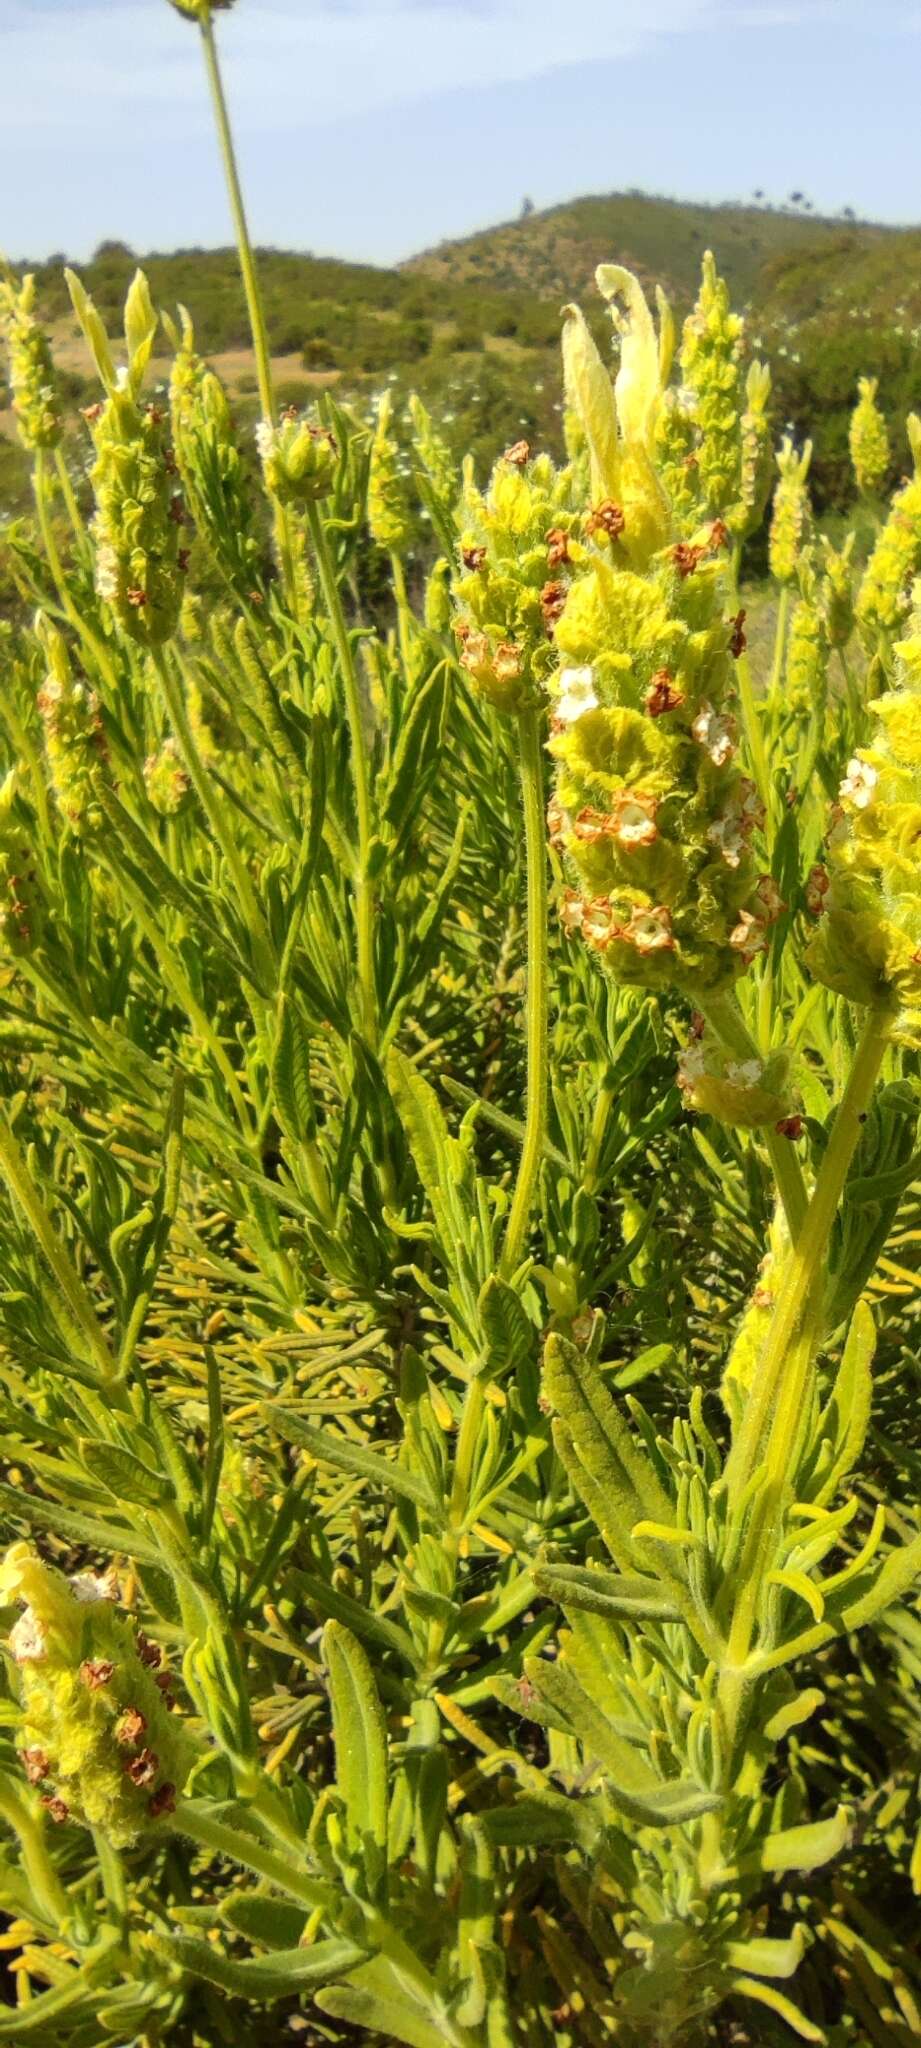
left=0, top=0, right=787, bottom=142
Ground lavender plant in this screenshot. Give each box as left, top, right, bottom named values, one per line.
left=0, top=5, right=919, bottom=2045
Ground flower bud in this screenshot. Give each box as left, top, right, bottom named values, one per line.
left=786, top=563, right=829, bottom=719
left=676, top=251, right=745, bottom=520
left=144, top=736, right=191, bottom=815
left=729, top=359, right=773, bottom=541
left=34, top=615, right=107, bottom=837
left=1, top=1543, right=192, bottom=1847
left=807, top=581, right=921, bottom=1039
left=0, top=770, right=44, bottom=955
left=768, top=437, right=813, bottom=585
left=849, top=376, right=890, bottom=499
left=0, top=273, right=63, bottom=452
left=451, top=445, right=577, bottom=716
left=168, top=308, right=262, bottom=595
left=819, top=533, right=856, bottom=650
left=368, top=391, right=412, bottom=552
left=856, top=415, right=921, bottom=654
left=256, top=411, right=336, bottom=507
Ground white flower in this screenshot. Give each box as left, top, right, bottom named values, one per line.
left=254, top=419, right=276, bottom=462
left=554, top=666, right=598, bottom=725
left=839, top=756, right=878, bottom=810
left=70, top=1569, right=117, bottom=1604
left=677, top=1043, right=707, bottom=1088
left=707, top=812, right=747, bottom=867
left=619, top=904, right=674, bottom=954
left=611, top=791, right=658, bottom=848
left=94, top=542, right=120, bottom=604
left=9, top=1607, right=46, bottom=1663
left=725, top=1059, right=763, bottom=1087
left=691, top=702, right=737, bottom=766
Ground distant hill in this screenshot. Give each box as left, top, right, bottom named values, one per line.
left=2, top=191, right=919, bottom=524
left=405, top=191, right=893, bottom=310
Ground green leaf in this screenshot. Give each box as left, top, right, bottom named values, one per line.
left=262, top=1404, right=438, bottom=1512
left=533, top=1558, right=682, bottom=1622
left=750, top=1805, right=850, bottom=1874
left=0, top=1480, right=165, bottom=1565
left=524, top=1655, right=719, bottom=1826
left=271, top=996, right=317, bottom=1147
left=79, top=1437, right=175, bottom=1509
left=285, top=1568, right=416, bottom=1661
left=726, top=1928, right=805, bottom=1980
left=317, top=1983, right=445, bottom=2048
left=219, top=1896, right=309, bottom=1948
left=478, top=1274, right=533, bottom=1378
left=152, top=1932, right=365, bottom=1999
left=730, top=1977, right=825, bottom=2042
left=543, top=1334, right=675, bottom=1568
left=324, top=1621, right=389, bottom=1893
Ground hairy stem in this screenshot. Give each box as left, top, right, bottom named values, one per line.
left=501, top=705, right=549, bottom=1278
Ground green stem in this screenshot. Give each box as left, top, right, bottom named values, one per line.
left=767, top=583, right=791, bottom=711
left=0, top=1118, right=114, bottom=1384
left=54, top=448, right=88, bottom=546
left=724, top=1004, right=888, bottom=1506
left=305, top=501, right=377, bottom=1042
left=196, top=3, right=299, bottom=615
left=501, top=706, right=549, bottom=1279
left=152, top=648, right=275, bottom=990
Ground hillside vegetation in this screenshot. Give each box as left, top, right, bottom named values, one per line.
left=2, top=190, right=919, bottom=520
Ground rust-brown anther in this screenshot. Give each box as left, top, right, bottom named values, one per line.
left=177, top=548, right=191, bottom=573
left=22, top=1747, right=50, bottom=1784
left=163, top=449, right=178, bottom=476
left=125, top=1748, right=159, bottom=1788
left=775, top=1115, right=804, bottom=1139
left=146, top=405, right=165, bottom=426
left=81, top=403, right=103, bottom=424
left=708, top=519, right=730, bottom=552
left=503, top=439, right=531, bottom=467
left=461, top=543, right=487, bottom=572
left=80, top=1658, right=115, bottom=1690
left=116, top=1707, right=147, bottom=1748
left=728, top=608, right=747, bottom=658
left=42, top=1796, right=70, bottom=1824
left=137, top=1634, right=162, bottom=1669
left=168, top=494, right=186, bottom=525
left=672, top=542, right=706, bottom=579
left=545, top=526, right=570, bottom=568
left=644, top=668, right=685, bottom=717
left=540, top=580, right=567, bottom=633
left=148, top=1781, right=177, bottom=1818
left=585, top=500, right=625, bottom=542
left=805, top=864, right=829, bottom=917
left=126, top=588, right=147, bottom=609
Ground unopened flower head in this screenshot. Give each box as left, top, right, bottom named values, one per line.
left=786, top=562, right=829, bottom=719
left=819, top=532, right=856, bottom=650
left=849, top=375, right=890, bottom=498
left=856, top=415, right=921, bottom=656
left=35, top=615, right=107, bottom=837
left=730, top=359, right=773, bottom=541
left=0, top=768, right=44, bottom=956
left=768, top=437, right=813, bottom=585
left=68, top=270, right=185, bottom=645
left=368, top=390, right=412, bottom=552
left=144, top=736, right=191, bottom=815
left=451, top=443, right=579, bottom=714
left=0, top=271, right=63, bottom=452
left=168, top=307, right=261, bottom=595
left=675, top=251, right=746, bottom=520
left=807, top=578, right=921, bottom=1041
left=1, top=1543, right=192, bottom=1847
left=257, top=409, right=337, bottom=507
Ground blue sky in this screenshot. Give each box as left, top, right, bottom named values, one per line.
left=1, top=0, right=918, bottom=266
